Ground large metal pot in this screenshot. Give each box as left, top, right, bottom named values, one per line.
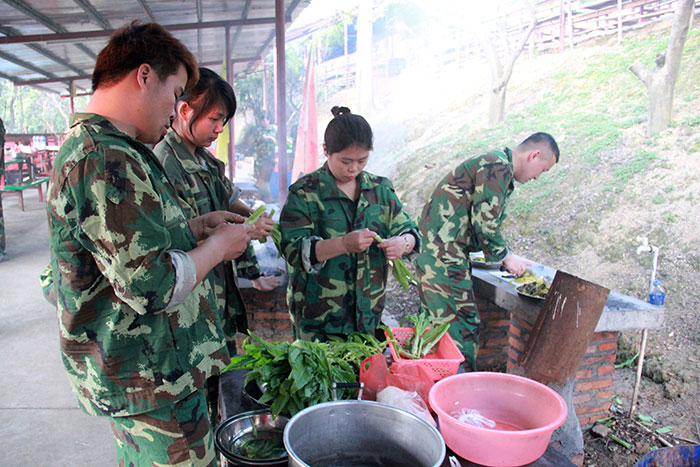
left=283, top=400, right=445, bottom=467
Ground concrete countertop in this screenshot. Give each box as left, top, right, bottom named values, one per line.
left=471, top=262, right=665, bottom=332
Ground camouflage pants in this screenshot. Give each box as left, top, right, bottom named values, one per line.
left=109, top=389, right=217, bottom=467
left=415, top=254, right=480, bottom=371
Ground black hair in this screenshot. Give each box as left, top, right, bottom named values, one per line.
left=92, top=21, right=198, bottom=92
left=177, top=67, right=236, bottom=135
left=519, top=132, right=560, bottom=162
left=323, top=106, right=373, bottom=155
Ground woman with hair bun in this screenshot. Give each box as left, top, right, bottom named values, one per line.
left=279, top=106, right=420, bottom=341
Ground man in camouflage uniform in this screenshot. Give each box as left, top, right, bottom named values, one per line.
left=416, top=132, right=560, bottom=370
left=47, top=22, right=252, bottom=466
left=279, top=163, right=419, bottom=341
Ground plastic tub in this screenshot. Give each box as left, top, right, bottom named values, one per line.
left=429, top=372, right=567, bottom=466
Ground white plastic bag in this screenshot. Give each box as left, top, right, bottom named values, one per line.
left=377, top=386, right=436, bottom=427
left=452, top=408, right=496, bottom=429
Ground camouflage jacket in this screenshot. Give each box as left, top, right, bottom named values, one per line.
left=279, top=163, right=419, bottom=339
left=154, top=129, right=256, bottom=347
left=417, top=148, right=514, bottom=270
left=47, top=114, right=229, bottom=417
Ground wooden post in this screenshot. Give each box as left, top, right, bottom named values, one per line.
left=274, top=0, right=288, bottom=202
left=226, top=26, right=235, bottom=182
left=617, top=0, right=623, bottom=44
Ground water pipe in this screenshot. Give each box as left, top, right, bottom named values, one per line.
left=629, top=236, right=660, bottom=418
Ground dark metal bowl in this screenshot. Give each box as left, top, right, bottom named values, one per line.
left=214, top=409, right=288, bottom=467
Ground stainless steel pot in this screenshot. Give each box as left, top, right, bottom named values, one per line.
left=283, top=399, right=445, bottom=467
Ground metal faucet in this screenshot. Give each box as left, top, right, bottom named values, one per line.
left=635, top=236, right=659, bottom=294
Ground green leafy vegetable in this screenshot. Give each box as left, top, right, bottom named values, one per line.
left=245, top=205, right=268, bottom=225
left=223, top=331, right=386, bottom=417
left=655, top=426, right=673, bottom=434
left=386, top=312, right=455, bottom=359
left=373, top=235, right=416, bottom=292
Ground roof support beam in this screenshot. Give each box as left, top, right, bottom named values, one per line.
left=0, top=17, right=278, bottom=45
left=136, top=0, right=157, bottom=22
left=0, top=49, right=57, bottom=78
left=3, top=0, right=96, bottom=59
left=231, top=0, right=253, bottom=49
left=73, top=0, right=113, bottom=30
left=15, top=74, right=92, bottom=86
left=0, top=25, right=84, bottom=74
left=196, top=0, right=203, bottom=60
left=245, top=0, right=302, bottom=73
left=0, top=69, right=58, bottom=94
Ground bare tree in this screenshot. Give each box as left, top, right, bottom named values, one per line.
left=480, top=0, right=538, bottom=127
left=629, top=0, right=694, bottom=136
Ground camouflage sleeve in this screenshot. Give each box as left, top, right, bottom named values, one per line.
left=228, top=184, right=241, bottom=206
left=39, top=263, right=56, bottom=306
left=167, top=250, right=197, bottom=308
left=155, top=144, right=198, bottom=218
left=472, top=161, right=510, bottom=262
left=279, top=188, right=325, bottom=274
left=382, top=178, right=421, bottom=260
left=63, top=149, right=181, bottom=314
left=235, top=243, right=262, bottom=279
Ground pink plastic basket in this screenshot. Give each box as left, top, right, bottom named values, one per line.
left=386, top=327, right=465, bottom=380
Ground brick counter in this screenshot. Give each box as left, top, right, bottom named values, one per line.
left=472, top=264, right=663, bottom=428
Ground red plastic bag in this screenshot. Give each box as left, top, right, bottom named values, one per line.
left=359, top=354, right=390, bottom=401
left=359, top=354, right=435, bottom=408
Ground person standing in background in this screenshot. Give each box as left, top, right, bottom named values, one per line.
left=47, top=21, right=253, bottom=466
left=416, top=132, right=559, bottom=371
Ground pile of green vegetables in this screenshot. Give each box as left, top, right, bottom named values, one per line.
left=384, top=312, right=454, bottom=359
left=223, top=331, right=386, bottom=417
left=374, top=235, right=416, bottom=292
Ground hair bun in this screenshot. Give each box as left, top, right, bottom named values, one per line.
left=331, top=106, right=351, bottom=117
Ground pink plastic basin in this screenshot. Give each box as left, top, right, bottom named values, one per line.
left=429, top=372, right=567, bottom=467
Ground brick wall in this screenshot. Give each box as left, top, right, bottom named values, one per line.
left=475, top=292, right=618, bottom=428
left=239, top=285, right=293, bottom=343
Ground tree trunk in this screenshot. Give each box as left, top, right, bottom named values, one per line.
left=489, top=86, right=507, bottom=127
left=480, top=0, right=537, bottom=127
left=629, top=0, right=694, bottom=136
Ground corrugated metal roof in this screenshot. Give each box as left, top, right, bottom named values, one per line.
left=0, top=0, right=310, bottom=94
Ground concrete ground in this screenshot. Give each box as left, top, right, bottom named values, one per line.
left=0, top=190, right=116, bottom=466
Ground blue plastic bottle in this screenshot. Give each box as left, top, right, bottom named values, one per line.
left=648, top=280, right=666, bottom=306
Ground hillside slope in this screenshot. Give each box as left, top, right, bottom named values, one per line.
left=346, top=18, right=700, bottom=446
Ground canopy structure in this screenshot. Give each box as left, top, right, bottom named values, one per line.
left=1, top=0, right=311, bottom=199
left=0, top=0, right=310, bottom=95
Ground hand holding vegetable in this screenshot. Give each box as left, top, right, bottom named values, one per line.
left=250, top=214, right=274, bottom=241
left=377, top=235, right=411, bottom=261
left=190, top=210, right=246, bottom=241
left=208, top=222, right=254, bottom=261
left=342, top=228, right=377, bottom=253
left=374, top=235, right=416, bottom=291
